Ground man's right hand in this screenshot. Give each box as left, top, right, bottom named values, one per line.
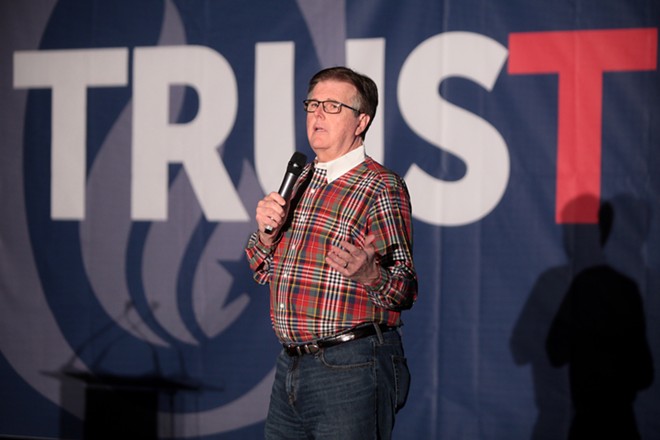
left=255, top=191, right=287, bottom=245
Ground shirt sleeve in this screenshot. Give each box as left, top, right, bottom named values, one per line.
left=363, top=176, right=418, bottom=311
left=245, top=231, right=277, bottom=285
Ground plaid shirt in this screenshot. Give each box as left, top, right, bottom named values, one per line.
left=246, top=150, right=417, bottom=344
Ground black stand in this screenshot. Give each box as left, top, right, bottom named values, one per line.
left=50, top=370, right=200, bottom=440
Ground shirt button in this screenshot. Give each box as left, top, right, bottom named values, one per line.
left=279, top=303, right=285, bottom=309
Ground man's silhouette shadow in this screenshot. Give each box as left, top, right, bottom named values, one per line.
left=547, top=195, right=653, bottom=439
left=512, top=194, right=653, bottom=439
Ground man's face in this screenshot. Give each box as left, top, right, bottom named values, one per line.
left=306, top=80, right=368, bottom=162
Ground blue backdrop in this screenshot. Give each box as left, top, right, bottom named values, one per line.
left=1, top=1, right=658, bottom=439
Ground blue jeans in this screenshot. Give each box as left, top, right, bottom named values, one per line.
left=265, top=327, right=411, bottom=440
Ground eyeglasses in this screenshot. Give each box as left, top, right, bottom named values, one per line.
left=303, top=99, right=360, bottom=114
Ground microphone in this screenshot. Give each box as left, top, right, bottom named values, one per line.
left=264, top=151, right=308, bottom=234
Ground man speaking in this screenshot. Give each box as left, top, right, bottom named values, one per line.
left=245, top=66, right=418, bottom=439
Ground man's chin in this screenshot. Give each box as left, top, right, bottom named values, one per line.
left=308, top=140, right=328, bottom=153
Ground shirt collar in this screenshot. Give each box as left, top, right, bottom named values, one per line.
left=314, top=145, right=366, bottom=183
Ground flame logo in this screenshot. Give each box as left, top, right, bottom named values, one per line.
left=2, top=0, right=351, bottom=436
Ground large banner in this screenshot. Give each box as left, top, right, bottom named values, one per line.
left=1, top=1, right=658, bottom=438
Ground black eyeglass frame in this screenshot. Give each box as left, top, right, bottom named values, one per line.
left=303, top=99, right=360, bottom=114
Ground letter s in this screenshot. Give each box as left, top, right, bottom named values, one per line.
left=398, top=32, right=509, bottom=226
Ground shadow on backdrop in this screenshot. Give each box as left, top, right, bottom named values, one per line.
left=512, top=194, right=654, bottom=439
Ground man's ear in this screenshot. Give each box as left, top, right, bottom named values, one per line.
left=355, top=113, right=370, bottom=137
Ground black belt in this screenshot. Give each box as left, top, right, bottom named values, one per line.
left=283, top=323, right=396, bottom=357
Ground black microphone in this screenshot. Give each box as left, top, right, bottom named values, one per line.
left=264, top=151, right=308, bottom=234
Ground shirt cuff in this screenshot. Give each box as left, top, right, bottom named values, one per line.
left=247, top=231, right=279, bottom=256
left=363, top=265, right=388, bottom=292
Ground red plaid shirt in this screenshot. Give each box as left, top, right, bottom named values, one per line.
left=246, top=151, right=417, bottom=344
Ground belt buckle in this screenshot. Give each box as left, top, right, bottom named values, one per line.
left=304, top=343, right=320, bottom=355
left=288, top=342, right=320, bottom=356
